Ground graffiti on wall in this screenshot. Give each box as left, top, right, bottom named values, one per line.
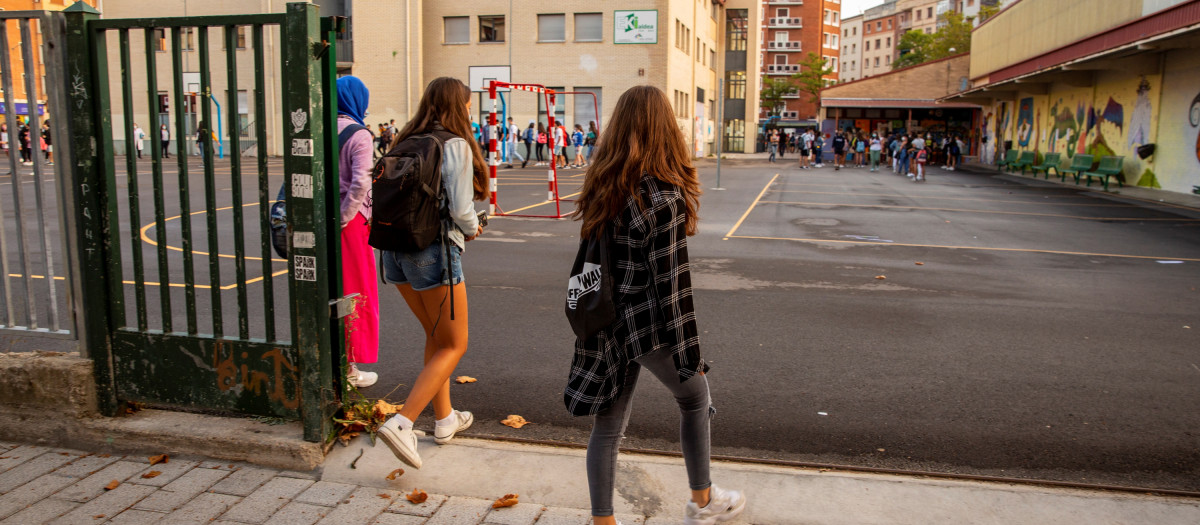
left=1016, top=97, right=1034, bottom=147
left=1192, top=92, right=1200, bottom=164
left=1128, top=78, right=1153, bottom=148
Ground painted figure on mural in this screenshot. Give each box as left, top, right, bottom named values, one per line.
left=1128, top=77, right=1153, bottom=148
left=1191, top=92, right=1200, bottom=164
left=1016, top=98, right=1034, bottom=147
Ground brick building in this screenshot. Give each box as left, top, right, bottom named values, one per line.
left=757, top=0, right=842, bottom=126
left=861, top=1, right=898, bottom=78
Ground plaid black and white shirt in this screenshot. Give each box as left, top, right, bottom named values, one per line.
left=564, top=175, right=707, bottom=416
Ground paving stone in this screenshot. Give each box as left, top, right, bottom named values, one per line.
left=275, top=470, right=320, bottom=481
left=219, top=476, right=314, bottom=524
left=0, top=474, right=76, bottom=520
left=56, top=461, right=152, bottom=503
left=128, top=460, right=199, bottom=487
left=531, top=506, right=590, bottom=525
left=53, top=454, right=122, bottom=478
left=0, top=453, right=76, bottom=494
left=49, top=482, right=157, bottom=525
left=425, top=497, right=494, bottom=525
left=160, top=492, right=241, bottom=524
left=642, top=517, right=674, bottom=525
left=197, top=460, right=241, bottom=471
left=483, top=501, right=544, bottom=525
left=373, top=513, right=428, bottom=525
left=107, top=508, right=168, bottom=524
left=209, top=467, right=279, bottom=497
left=314, top=486, right=400, bottom=525
left=387, top=493, right=447, bottom=517
left=133, top=467, right=231, bottom=512
left=262, top=501, right=331, bottom=525
left=294, top=481, right=357, bottom=507
left=0, top=497, right=78, bottom=525
left=0, top=445, right=49, bottom=474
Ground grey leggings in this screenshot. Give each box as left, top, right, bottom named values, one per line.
left=587, top=349, right=713, bottom=517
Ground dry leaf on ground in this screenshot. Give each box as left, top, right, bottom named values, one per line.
left=141, top=471, right=162, bottom=479
left=374, top=400, right=402, bottom=418
left=915, top=262, right=925, bottom=266
left=492, top=493, right=519, bottom=508
left=103, top=480, right=120, bottom=491
left=148, top=454, right=168, bottom=466
left=874, top=275, right=887, bottom=280
left=501, top=415, right=529, bottom=428
left=93, top=515, right=106, bottom=519
left=406, top=488, right=428, bottom=504
left=378, top=493, right=392, bottom=499
left=455, top=376, right=477, bottom=384
left=386, top=468, right=404, bottom=481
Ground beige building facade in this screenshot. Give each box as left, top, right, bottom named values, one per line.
left=839, top=14, right=863, bottom=82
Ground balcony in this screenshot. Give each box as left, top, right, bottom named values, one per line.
left=767, top=17, right=803, bottom=28
left=766, top=64, right=801, bottom=74
left=781, top=90, right=801, bottom=99
left=767, top=40, right=802, bottom=51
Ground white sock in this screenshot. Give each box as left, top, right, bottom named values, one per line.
left=435, top=413, right=458, bottom=429
left=393, top=414, right=414, bottom=431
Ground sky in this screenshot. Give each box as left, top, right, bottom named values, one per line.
left=840, top=0, right=884, bottom=18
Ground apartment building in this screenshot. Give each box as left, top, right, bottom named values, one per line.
left=899, top=0, right=941, bottom=36
left=719, top=2, right=763, bottom=153
left=861, top=1, right=898, bottom=78
left=758, top=0, right=842, bottom=125
left=0, top=0, right=100, bottom=125
left=838, top=14, right=862, bottom=83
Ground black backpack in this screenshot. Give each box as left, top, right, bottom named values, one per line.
left=367, top=127, right=456, bottom=252
left=270, top=124, right=366, bottom=258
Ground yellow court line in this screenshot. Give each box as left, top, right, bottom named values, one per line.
left=724, top=173, right=780, bottom=239
left=123, top=279, right=212, bottom=290
left=6, top=273, right=67, bottom=281
left=140, top=202, right=288, bottom=263
left=726, top=234, right=1200, bottom=262
left=764, top=190, right=1137, bottom=207
left=756, top=201, right=1200, bottom=222
left=224, top=269, right=290, bottom=290
left=498, top=191, right=582, bottom=215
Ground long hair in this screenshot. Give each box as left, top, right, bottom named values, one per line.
left=391, top=77, right=488, bottom=200
left=575, top=85, right=700, bottom=239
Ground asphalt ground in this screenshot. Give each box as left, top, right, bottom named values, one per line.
left=3, top=155, right=1199, bottom=491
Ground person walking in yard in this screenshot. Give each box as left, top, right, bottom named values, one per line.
left=160, top=124, right=170, bottom=159
left=536, top=122, right=548, bottom=166
left=832, top=131, right=846, bottom=171
left=334, top=76, right=381, bottom=390
left=18, top=123, right=30, bottom=165
left=869, top=133, right=882, bottom=172
left=522, top=121, right=535, bottom=169
left=571, top=123, right=586, bottom=168
left=507, top=117, right=524, bottom=169
left=586, top=121, right=598, bottom=162
left=567, top=85, right=746, bottom=525
left=42, top=121, right=54, bottom=165
left=377, top=77, right=487, bottom=470
left=134, top=123, right=145, bottom=159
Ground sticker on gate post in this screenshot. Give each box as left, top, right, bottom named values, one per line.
left=291, top=174, right=313, bottom=199
left=291, top=138, right=313, bottom=157
left=294, top=255, right=317, bottom=282
left=293, top=232, right=315, bottom=249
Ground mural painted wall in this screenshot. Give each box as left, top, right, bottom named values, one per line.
left=1153, top=48, right=1200, bottom=195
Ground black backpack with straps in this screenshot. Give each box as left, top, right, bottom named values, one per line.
left=367, top=127, right=457, bottom=252
left=270, top=124, right=367, bottom=258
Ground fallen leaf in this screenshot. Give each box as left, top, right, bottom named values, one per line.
left=98, top=454, right=111, bottom=458
left=378, top=493, right=392, bottom=499
left=875, top=275, right=887, bottom=280
left=59, top=452, right=71, bottom=456
left=455, top=376, right=477, bottom=384
left=915, top=262, right=924, bottom=266
left=406, top=488, right=428, bottom=504
left=93, top=515, right=106, bottom=519
left=386, top=468, right=404, bottom=481
left=492, top=493, right=519, bottom=509
left=149, top=454, right=168, bottom=466
left=104, top=480, right=120, bottom=491
left=501, top=415, right=529, bottom=429
left=374, top=400, right=403, bottom=418
left=141, top=471, right=162, bottom=479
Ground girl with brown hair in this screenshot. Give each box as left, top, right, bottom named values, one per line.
left=377, top=77, right=487, bottom=469
left=565, top=85, right=745, bottom=525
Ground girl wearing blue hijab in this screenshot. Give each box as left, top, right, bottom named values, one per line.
left=337, top=76, right=370, bottom=127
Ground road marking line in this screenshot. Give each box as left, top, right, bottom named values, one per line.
left=756, top=201, right=1200, bottom=221
left=225, top=269, right=290, bottom=290
left=724, top=173, right=779, bottom=240
left=725, top=234, right=1200, bottom=262
left=764, top=190, right=1138, bottom=206
left=6, top=273, right=67, bottom=281
left=497, top=191, right=582, bottom=215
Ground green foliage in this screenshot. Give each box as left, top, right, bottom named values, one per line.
left=759, top=77, right=796, bottom=117
left=793, top=52, right=834, bottom=105
left=892, top=11, right=973, bottom=69
left=978, top=4, right=1000, bottom=24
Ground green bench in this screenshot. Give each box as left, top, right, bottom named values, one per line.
left=1009, top=151, right=1036, bottom=174
left=1060, top=154, right=1095, bottom=184
left=1031, top=152, right=1062, bottom=179
left=1080, top=156, right=1125, bottom=191
left=996, top=150, right=1018, bottom=170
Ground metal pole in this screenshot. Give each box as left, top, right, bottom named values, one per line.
left=714, top=78, right=724, bottom=190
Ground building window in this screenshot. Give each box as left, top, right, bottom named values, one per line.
left=828, top=56, right=838, bottom=73
left=181, top=27, right=195, bottom=51
left=888, top=19, right=893, bottom=29
left=853, top=26, right=857, bottom=36
left=875, top=38, right=881, bottom=49
left=573, top=87, right=602, bottom=128
left=236, top=26, right=247, bottom=49
left=673, top=90, right=689, bottom=119
left=538, top=14, right=566, bottom=42
left=726, top=71, right=746, bottom=100
left=776, top=8, right=788, bottom=17
left=865, top=41, right=870, bottom=51
left=887, top=37, right=891, bottom=47
left=723, top=119, right=744, bottom=152
left=695, top=37, right=701, bottom=61
left=916, top=10, right=922, bottom=20
left=227, top=90, right=249, bottom=137
left=843, top=28, right=848, bottom=37
left=479, top=15, right=505, bottom=43
left=444, top=16, right=469, bottom=44
left=538, top=86, right=566, bottom=124
left=574, top=13, right=602, bottom=42
left=726, top=10, right=748, bottom=51
left=154, top=29, right=166, bottom=52
left=928, top=7, right=934, bottom=18
left=875, top=57, right=880, bottom=67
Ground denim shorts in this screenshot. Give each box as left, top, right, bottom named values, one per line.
left=380, top=240, right=463, bottom=291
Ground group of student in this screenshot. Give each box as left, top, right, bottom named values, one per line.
left=766, top=128, right=825, bottom=168
left=499, top=119, right=599, bottom=171
left=0, top=120, right=54, bottom=166
left=333, top=77, right=744, bottom=525
left=767, top=127, right=968, bottom=183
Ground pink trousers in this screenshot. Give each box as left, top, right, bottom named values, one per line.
left=342, top=213, right=379, bottom=364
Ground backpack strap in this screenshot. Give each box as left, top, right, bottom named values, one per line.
left=338, top=123, right=369, bottom=154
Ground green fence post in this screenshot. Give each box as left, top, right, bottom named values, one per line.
left=321, top=15, right=348, bottom=404
left=61, top=2, right=118, bottom=416
left=283, top=2, right=335, bottom=442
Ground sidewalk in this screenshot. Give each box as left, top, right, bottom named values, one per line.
left=2, top=434, right=1199, bottom=525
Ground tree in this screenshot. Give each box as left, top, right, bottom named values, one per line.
left=893, top=29, right=935, bottom=69
left=793, top=52, right=834, bottom=107
left=759, top=77, right=796, bottom=117
left=892, top=11, right=973, bottom=69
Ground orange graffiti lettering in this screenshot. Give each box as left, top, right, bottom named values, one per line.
left=212, top=346, right=301, bottom=410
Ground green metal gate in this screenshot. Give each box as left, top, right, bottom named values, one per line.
left=57, top=3, right=345, bottom=441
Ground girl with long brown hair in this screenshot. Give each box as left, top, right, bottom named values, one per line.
left=377, top=77, right=488, bottom=469
left=565, top=85, right=745, bottom=525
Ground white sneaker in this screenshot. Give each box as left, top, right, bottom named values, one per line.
left=347, top=365, right=377, bottom=388
left=434, top=410, right=474, bottom=445
left=684, top=485, right=746, bottom=525
left=378, top=416, right=422, bottom=469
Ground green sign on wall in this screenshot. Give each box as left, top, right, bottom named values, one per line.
left=615, top=10, right=658, bottom=44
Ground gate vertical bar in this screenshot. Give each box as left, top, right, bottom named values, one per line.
left=0, top=24, right=21, bottom=328
left=252, top=24, right=276, bottom=342
left=224, top=25, right=249, bottom=341
left=283, top=3, right=334, bottom=442
left=20, top=18, right=58, bottom=331
left=118, top=29, right=148, bottom=331
left=145, top=27, right=172, bottom=333
left=321, top=15, right=346, bottom=400
left=62, top=3, right=118, bottom=414
left=170, top=27, right=198, bottom=335
left=198, top=26, right=223, bottom=337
